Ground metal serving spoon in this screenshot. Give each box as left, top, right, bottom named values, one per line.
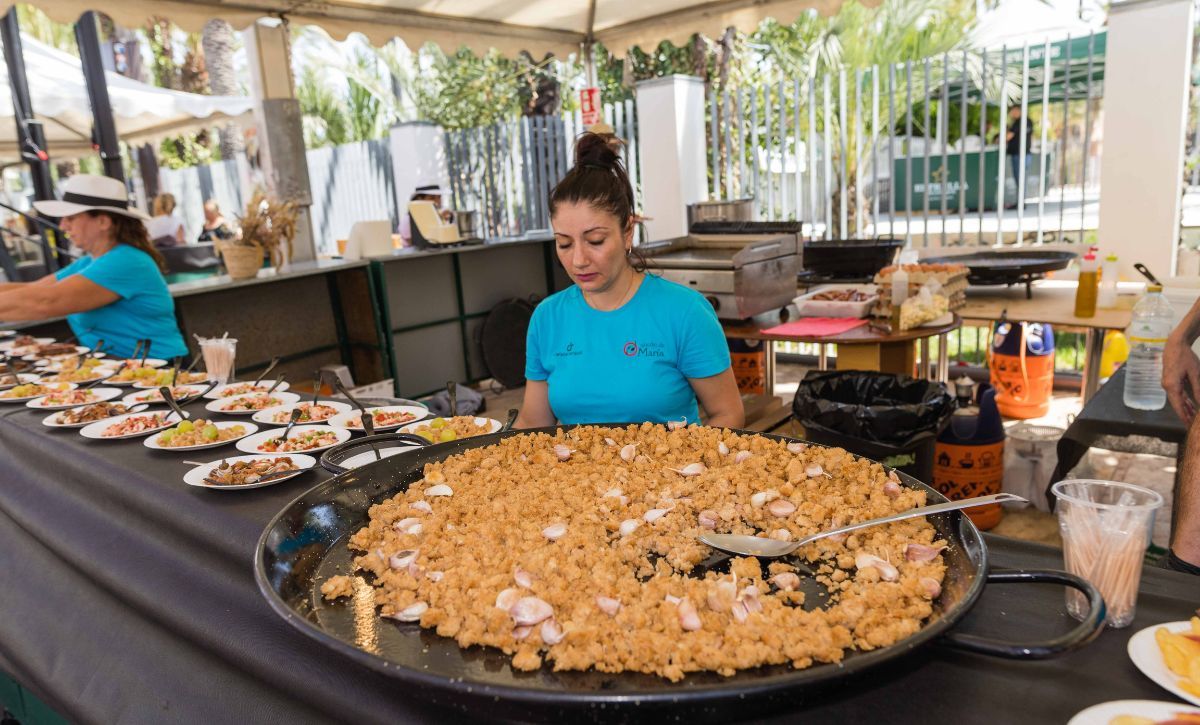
left=699, top=493, right=1026, bottom=558
left=277, top=407, right=303, bottom=447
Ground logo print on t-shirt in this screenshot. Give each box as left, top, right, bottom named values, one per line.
left=623, top=341, right=638, bottom=357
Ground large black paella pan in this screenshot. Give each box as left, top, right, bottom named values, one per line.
left=255, top=425, right=1104, bottom=722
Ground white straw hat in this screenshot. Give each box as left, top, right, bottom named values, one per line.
left=33, top=174, right=150, bottom=221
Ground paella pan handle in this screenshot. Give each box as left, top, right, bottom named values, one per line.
left=939, top=568, right=1106, bottom=659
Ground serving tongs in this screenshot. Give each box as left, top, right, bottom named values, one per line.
left=501, top=408, right=519, bottom=432
left=252, top=357, right=281, bottom=388
left=447, top=380, right=458, bottom=417
left=700, top=493, right=1026, bottom=558
left=265, top=373, right=287, bottom=395
left=361, top=412, right=382, bottom=461
left=157, top=386, right=191, bottom=423
left=330, top=375, right=367, bottom=416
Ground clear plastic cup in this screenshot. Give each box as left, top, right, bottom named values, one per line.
left=198, top=337, right=237, bottom=384
left=1051, top=479, right=1163, bottom=628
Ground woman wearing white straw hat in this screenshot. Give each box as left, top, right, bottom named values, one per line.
left=0, top=174, right=188, bottom=359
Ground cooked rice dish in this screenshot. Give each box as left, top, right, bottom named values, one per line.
left=325, top=424, right=948, bottom=681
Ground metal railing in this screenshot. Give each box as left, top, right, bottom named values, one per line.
left=707, top=32, right=1104, bottom=249
left=444, top=101, right=641, bottom=239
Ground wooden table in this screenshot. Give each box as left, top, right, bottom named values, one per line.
left=723, top=309, right=962, bottom=397
left=959, top=281, right=1137, bottom=402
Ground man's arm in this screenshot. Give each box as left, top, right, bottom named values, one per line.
left=1163, top=296, right=1200, bottom=423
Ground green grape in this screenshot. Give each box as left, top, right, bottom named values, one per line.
left=439, top=429, right=457, bottom=442
left=202, top=424, right=219, bottom=441
left=430, top=417, right=447, bottom=429
left=177, top=420, right=195, bottom=433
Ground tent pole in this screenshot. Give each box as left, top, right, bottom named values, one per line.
left=584, top=0, right=597, bottom=88
left=74, top=11, right=124, bottom=183
left=1, top=8, right=65, bottom=270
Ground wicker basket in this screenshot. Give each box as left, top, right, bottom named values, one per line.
left=220, top=243, right=264, bottom=280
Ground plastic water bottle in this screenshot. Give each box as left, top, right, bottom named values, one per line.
left=1123, top=284, right=1175, bottom=410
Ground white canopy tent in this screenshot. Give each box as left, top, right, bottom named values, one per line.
left=0, top=33, right=254, bottom=165
left=3, top=0, right=859, bottom=59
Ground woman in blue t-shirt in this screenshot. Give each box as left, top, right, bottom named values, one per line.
left=514, top=133, right=744, bottom=429
left=0, top=174, right=188, bottom=359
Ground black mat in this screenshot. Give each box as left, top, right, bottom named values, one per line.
left=0, top=396, right=1196, bottom=723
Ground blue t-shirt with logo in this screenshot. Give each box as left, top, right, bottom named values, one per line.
left=525, top=274, right=731, bottom=424
left=55, top=244, right=188, bottom=359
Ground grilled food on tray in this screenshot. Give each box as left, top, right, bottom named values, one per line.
left=323, top=424, right=947, bottom=681
left=810, top=289, right=873, bottom=302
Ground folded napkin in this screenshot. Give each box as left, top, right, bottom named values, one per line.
left=760, top=317, right=869, bottom=337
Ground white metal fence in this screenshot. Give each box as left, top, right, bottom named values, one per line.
left=707, top=32, right=1104, bottom=248
left=444, top=101, right=641, bottom=239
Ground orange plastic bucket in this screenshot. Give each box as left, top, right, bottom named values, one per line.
left=728, top=339, right=765, bottom=396
left=933, top=440, right=1005, bottom=529
left=989, top=322, right=1054, bottom=419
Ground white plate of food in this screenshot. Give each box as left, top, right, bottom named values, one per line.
left=397, top=415, right=502, bottom=443
left=183, top=454, right=316, bottom=490
left=252, top=400, right=353, bottom=426
left=130, top=370, right=214, bottom=388
left=206, top=391, right=302, bottom=415
left=205, top=380, right=292, bottom=400
left=106, top=357, right=168, bottom=369
left=24, top=344, right=93, bottom=361
left=236, top=425, right=351, bottom=455
left=121, top=384, right=210, bottom=406
left=26, top=386, right=121, bottom=410
left=38, top=366, right=117, bottom=385
left=0, top=381, right=77, bottom=403
left=106, top=363, right=174, bottom=386
left=42, top=402, right=144, bottom=428
left=1128, top=619, right=1200, bottom=706
left=0, top=329, right=14, bottom=338
left=37, top=355, right=112, bottom=373
left=1067, top=699, right=1200, bottom=725
left=327, top=405, right=429, bottom=432
left=4, top=337, right=54, bottom=355
left=79, top=410, right=182, bottom=440
left=0, top=372, right=40, bottom=390
left=144, top=418, right=258, bottom=452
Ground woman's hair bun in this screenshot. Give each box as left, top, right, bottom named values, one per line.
left=574, top=132, right=624, bottom=169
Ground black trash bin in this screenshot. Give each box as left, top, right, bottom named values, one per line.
left=792, top=370, right=953, bottom=484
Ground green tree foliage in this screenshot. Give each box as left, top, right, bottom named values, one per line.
left=407, top=47, right=527, bottom=128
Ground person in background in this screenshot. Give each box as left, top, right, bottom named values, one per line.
left=146, top=193, right=185, bottom=246
left=1005, top=105, right=1033, bottom=204
left=197, top=200, right=236, bottom=243
left=398, top=184, right=453, bottom=243
left=1161, top=301, right=1200, bottom=575
left=0, top=174, right=188, bottom=359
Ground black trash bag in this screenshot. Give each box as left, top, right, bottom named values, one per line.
left=792, top=370, right=953, bottom=445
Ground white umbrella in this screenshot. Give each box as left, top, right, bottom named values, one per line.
left=0, top=33, right=254, bottom=164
